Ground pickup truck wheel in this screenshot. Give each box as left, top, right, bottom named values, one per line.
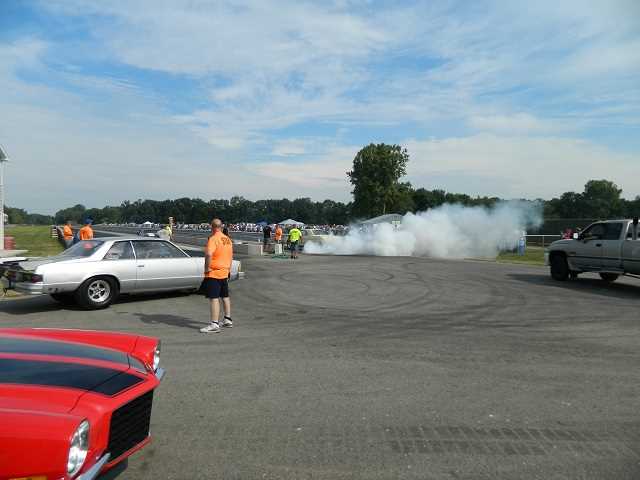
left=75, top=276, right=118, bottom=310
left=50, top=293, right=76, bottom=305
left=599, top=273, right=619, bottom=283
left=550, top=254, right=569, bottom=281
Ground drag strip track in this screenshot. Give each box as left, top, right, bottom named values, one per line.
left=3, top=253, right=640, bottom=479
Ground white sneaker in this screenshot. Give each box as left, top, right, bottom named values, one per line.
left=200, top=322, right=221, bottom=333
left=222, top=317, right=233, bottom=328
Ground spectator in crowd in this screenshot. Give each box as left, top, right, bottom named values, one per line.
left=200, top=218, right=234, bottom=334
left=78, top=219, right=94, bottom=241
left=562, top=228, right=573, bottom=239
left=287, top=225, right=302, bottom=259
left=157, top=225, right=171, bottom=240
left=62, top=220, right=74, bottom=248
left=263, top=224, right=272, bottom=249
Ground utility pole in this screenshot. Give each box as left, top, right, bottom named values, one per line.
left=0, top=145, right=8, bottom=251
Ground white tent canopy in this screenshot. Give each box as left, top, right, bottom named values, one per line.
left=142, top=221, right=154, bottom=226
left=278, top=218, right=305, bottom=226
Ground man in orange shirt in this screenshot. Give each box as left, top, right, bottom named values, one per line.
left=78, top=219, right=94, bottom=241
left=62, top=220, right=74, bottom=248
left=274, top=225, right=283, bottom=244
left=200, top=218, right=234, bottom=333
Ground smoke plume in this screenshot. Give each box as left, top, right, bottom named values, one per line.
left=305, top=202, right=542, bottom=258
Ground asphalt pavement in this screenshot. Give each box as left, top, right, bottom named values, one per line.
left=1, top=254, right=639, bottom=479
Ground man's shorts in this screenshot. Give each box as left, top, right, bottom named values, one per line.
left=200, top=278, right=229, bottom=299
left=289, top=241, right=299, bottom=252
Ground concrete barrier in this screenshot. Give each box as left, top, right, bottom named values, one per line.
left=95, top=226, right=267, bottom=256
left=247, top=243, right=263, bottom=256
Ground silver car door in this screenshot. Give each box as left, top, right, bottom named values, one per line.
left=101, top=241, right=137, bottom=293
left=132, top=240, right=194, bottom=291
left=600, top=222, right=624, bottom=270
left=570, top=223, right=605, bottom=270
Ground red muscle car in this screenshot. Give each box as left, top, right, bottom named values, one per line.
left=0, top=328, right=164, bottom=480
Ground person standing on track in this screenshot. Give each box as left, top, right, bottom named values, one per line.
left=288, top=225, right=301, bottom=259
left=200, top=218, right=234, bottom=333
left=62, top=220, right=74, bottom=248
left=262, top=224, right=272, bottom=250
left=78, top=219, right=94, bottom=240
left=274, top=224, right=283, bottom=244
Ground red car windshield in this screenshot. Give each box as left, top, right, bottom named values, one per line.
left=59, top=240, right=104, bottom=258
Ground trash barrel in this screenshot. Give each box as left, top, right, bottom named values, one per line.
left=3, top=236, right=15, bottom=250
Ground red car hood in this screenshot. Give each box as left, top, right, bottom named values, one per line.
left=1, top=385, right=84, bottom=414
left=0, top=332, right=146, bottom=414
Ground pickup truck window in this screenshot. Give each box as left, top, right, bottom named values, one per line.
left=582, top=223, right=606, bottom=239
left=603, top=223, right=624, bottom=240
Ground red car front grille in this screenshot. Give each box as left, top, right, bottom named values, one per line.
left=107, top=390, right=154, bottom=459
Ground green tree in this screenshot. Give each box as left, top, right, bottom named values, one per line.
left=54, top=204, right=86, bottom=224
left=347, top=143, right=410, bottom=217
left=582, top=179, right=623, bottom=218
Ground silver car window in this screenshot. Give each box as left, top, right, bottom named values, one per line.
left=59, top=240, right=104, bottom=258
left=103, top=241, right=134, bottom=261
left=133, top=241, right=187, bottom=259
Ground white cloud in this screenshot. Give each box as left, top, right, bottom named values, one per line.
left=271, top=139, right=308, bottom=157
left=405, top=134, right=640, bottom=199
left=2, top=1, right=639, bottom=214
left=246, top=133, right=640, bottom=203
left=251, top=145, right=356, bottom=195
left=468, top=113, right=567, bottom=135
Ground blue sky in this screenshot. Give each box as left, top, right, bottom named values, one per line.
left=0, top=0, right=639, bottom=213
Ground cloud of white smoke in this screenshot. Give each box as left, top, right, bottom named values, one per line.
left=304, top=202, right=542, bottom=258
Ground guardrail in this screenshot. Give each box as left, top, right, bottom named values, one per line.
left=525, top=235, right=562, bottom=248
left=54, top=226, right=67, bottom=249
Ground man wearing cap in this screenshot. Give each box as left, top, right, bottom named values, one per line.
left=78, top=219, right=94, bottom=240
left=200, top=218, right=234, bottom=333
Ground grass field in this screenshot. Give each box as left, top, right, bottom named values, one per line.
left=5, top=225, right=63, bottom=257
left=497, top=246, right=545, bottom=265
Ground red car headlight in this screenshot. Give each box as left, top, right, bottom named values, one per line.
left=68, top=420, right=90, bottom=477
left=153, top=341, right=161, bottom=371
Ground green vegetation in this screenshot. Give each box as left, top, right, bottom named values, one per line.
left=6, top=225, right=63, bottom=257
left=5, top=206, right=53, bottom=225
left=347, top=143, right=412, bottom=217
left=497, top=246, right=545, bottom=266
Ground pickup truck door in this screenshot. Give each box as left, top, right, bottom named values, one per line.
left=569, top=223, right=605, bottom=270
left=622, top=223, right=640, bottom=274
left=600, top=222, right=625, bottom=271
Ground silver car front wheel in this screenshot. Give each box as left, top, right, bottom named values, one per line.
left=88, top=279, right=111, bottom=303
left=76, top=276, right=118, bottom=310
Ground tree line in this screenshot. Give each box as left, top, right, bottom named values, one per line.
left=6, top=143, right=639, bottom=226
left=34, top=179, right=636, bottom=226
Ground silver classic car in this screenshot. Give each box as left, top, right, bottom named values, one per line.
left=0, top=237, right=241, bottom=309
